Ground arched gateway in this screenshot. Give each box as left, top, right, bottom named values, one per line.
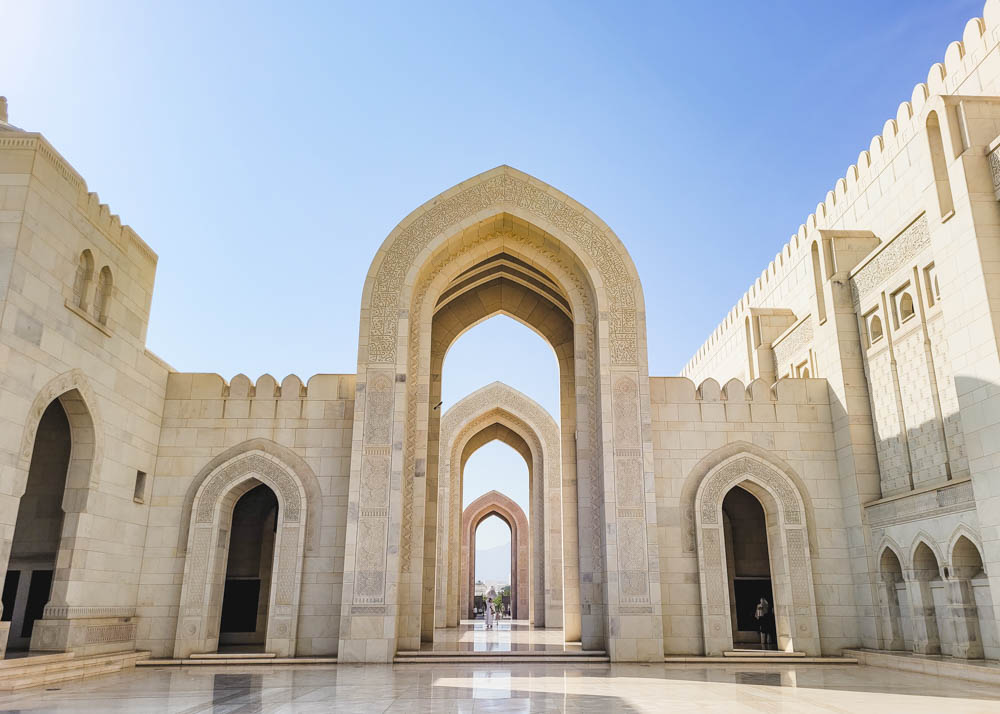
left=461, top=491, right=529, bottom=621
left=337, top=166, right=662, bottom=662
left=435, top=382, right=566, bottom=635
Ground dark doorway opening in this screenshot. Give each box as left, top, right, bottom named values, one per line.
left=5, top=401, right=71, bottom=653
left=723, top=486, right=776, bottom=650
left=217, top=484, right=278, bottom=652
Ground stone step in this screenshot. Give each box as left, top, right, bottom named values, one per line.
left=0, top=650, right=149, bottom=691
left=395, top=649, right=607, bottom=658
left=723, top=650, right=806, bottom=657
left=845, top=648, right=1000, bottom=685
left=664, top=655, right=858, bottom=664
left=137, top=656, right=337, bottom=666
left=189, top=652, right=277, bottom=659
left=393, top=655, right=611, bottom=664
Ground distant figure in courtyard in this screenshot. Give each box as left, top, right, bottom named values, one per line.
left=485, top=586, right=496, bottom=629
left=754, top=597, right=774, bottom=648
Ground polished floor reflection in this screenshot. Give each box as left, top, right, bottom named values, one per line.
left=414, top=620, right=585, bottom=653
left=0, top=661, right=998, bottom=713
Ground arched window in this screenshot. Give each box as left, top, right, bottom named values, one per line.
left=927, top=111, right=954, bottom=219
left=869, top=315, right=883, bottom=345
left=73, top=250, right=94, bottom=310
left=811, top=242, right=826, bottom=323
left=899, top=293, right=915, bottom=322
left=744, top=317, right=755, bottom=381
left=94, top=266, right=113, bottom=325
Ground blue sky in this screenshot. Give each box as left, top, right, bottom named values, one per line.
left=0, top=0, right=983, bottom=550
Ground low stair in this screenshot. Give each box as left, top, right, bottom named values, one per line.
left=394, top=649, right=609, bottom=664
left=664, top=651, right=857, bottom=664
left=0, top=650, right=150, bottom=691
left=137, top=653, right=337, bottom=666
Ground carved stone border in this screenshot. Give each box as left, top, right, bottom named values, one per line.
left=694, top=453, right=821, bottom=656
left=365, top=169, right=638, bottom=366
left=174, top=450, right=307, bottom=658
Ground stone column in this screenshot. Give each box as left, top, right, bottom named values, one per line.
left=876, top=576, right=905, bottom=651
left=946, top=577, right=984, bottom=659
left=904, top=574, right=940, bottom=655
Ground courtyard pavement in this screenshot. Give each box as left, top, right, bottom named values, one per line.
left=0, top=659, right=997, bottom=712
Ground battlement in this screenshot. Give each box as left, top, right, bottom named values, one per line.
left=0, top=110, right=157, bottom=268
left=681, top=1, right=1000, bottom=378
left=650, top=375, right=828, bottom=405
left=164, top=372, right=357, bottom=401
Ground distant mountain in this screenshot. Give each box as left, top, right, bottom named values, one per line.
left=475, top=542, right=511, bottom=584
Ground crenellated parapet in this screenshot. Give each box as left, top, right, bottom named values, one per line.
left=682, top=1, right=1000, bottom=380
left=164, top=372, right=356, bottom=401
left=0, top=128, right=157, bottom=268
left=651, top=375, right=829, bottom=406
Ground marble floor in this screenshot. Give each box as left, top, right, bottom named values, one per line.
left=0, top=661, right=999, bottom=713
left=413, top=620, right=585, bottom=653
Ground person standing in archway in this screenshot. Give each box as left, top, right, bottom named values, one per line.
left=754, top=596, right=774, bottom=649
left=485, top=586, right=496, bottom=629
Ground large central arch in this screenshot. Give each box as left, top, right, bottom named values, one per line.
left=338, top=166, right=662, bottom=662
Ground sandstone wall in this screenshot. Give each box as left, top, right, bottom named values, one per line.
left=136, top=372, right=354, bottom=657
left=650, top=376, right=858, bottom=655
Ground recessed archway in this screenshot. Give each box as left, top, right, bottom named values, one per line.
left=461, top=491, right=529, bottom=621
left=695, top=453, right=820, bottom=656
left=3, top=370, right=101, bottom=656
left=340, top=166, right=659, bottom=662
left=174, top=450, right=308, bottom=658
left=433, top=382, right=565, bottom=637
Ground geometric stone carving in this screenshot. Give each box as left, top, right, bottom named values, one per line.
left=365, top=172, right=638, bottom=366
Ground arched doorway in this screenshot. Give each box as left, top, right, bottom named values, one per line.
left=877, top=545, right=907, bottom=651
left=461, top=491, right=529, bottom=622
left=217, top=485, right=279, bottom=651
left=3, top=401, right=71, bottom=652
left=341, top=166, right=658, bottom=662
left=3, top=378, right=98, bottom=656
left=907, top=540, right=943, bottom=655
left=694, top=453, right=820, bottom=655
left=433, top=382, right=564, bottom=638
left=472, top=515, right=512, bottom=619
left=174, top=451, right=307, bottom=658
left=722, top=487, right=774, bottom=650
left=948, top=533, right=986, bottom=659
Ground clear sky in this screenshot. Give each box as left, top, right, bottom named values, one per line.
left=0, top=0, right=983, bottom=548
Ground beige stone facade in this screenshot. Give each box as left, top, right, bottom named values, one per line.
left=2, top=1, right=1000, bottom=666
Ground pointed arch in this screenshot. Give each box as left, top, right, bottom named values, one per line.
left=342, top=166, right=659, bottom=661
left=694, top=451, right=821, bottom=655
left=908, top=532, right=944, bottom=577
left=679, top=441, right=818, bottom=555
left=947, top=525, right=986, bottom=572
left=17, top=368, right=102, bottom=487
left=876, top=536, right=906, bottom=577
left=176, top=438, right=322, bottom=554
left=461, top=490, right=529, bottom=621
left=433, top=382, right=565, bottom=636
left=174, top=449, right=309, bottom=658
left=358, top=165, right=645, bottom=367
